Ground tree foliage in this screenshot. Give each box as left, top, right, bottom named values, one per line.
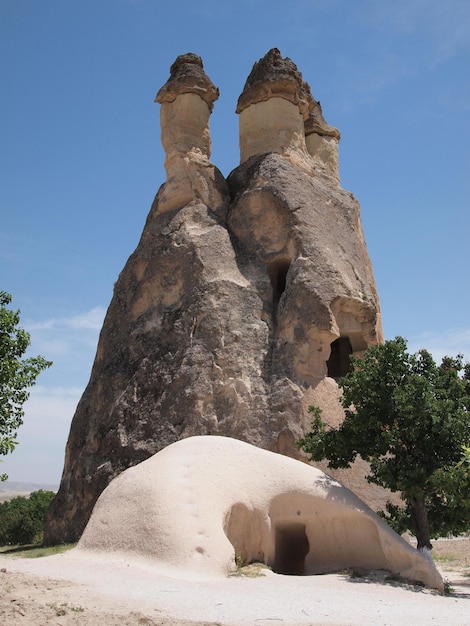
left=298, top=337, right=470, bottom=549
left=0, top=490, right=56, bottom=545
left=0, top=291, right=52, bottom=479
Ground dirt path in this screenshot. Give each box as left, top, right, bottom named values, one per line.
left=0, top=566, right=217, bottom=626
left=0, top=541, right=469, bottom=626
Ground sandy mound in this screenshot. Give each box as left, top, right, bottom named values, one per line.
left=3, top=437, right=467, bottom=624
left=76, top=436, right=442, bottom=590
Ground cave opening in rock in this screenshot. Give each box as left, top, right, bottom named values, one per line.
left=273, top=522, right=309, bottom=575
left=327, top=336, right=353, bottom=379
left=268, top=259, right=291, bottom=307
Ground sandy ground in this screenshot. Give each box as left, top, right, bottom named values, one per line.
left=0, top=540, right=468, bottom=626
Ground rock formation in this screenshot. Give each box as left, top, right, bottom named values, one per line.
left=76, top=436, right=443, bottom=592
left=45, top=49, right=383, bottom=545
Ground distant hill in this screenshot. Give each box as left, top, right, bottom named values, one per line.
left=0, top=481, right=58, bottom=502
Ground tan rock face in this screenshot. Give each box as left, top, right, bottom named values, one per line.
left=159, top=93, right=212, bottom=156
left=45, top=50, right=383, bottom=545
left=305, top=133, right=339, bottom=178
left=238, top=97, right=309, bottom=164
left=303, top=100, right=341, bottom=181
left=227, top=153, right=382, bottom=387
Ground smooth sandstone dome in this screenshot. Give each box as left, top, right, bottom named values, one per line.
left=77, top=436, right=443, bottom=591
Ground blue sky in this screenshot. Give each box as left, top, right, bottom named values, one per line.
left=1, top=0, right=469, bottom=485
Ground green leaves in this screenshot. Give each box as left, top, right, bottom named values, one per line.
left=0, top=490, right=56, bottom=545
left=0, top=292, right=52, bottom=480
left=298, top=336, right=470, bottom=544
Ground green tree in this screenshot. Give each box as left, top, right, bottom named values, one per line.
left=298, top=337, right=470, bottom=550
left=0, top=291, right=52, bottom=480
left=0, top=490, right=56, bottom=545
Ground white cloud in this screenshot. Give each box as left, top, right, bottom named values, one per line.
left=19, top=306, right=105, bottom=397
left=1, top=385, right=83, bottom=485
left=407, top=327, right=470, bottom=365
left=359, top=0, right=470, bottom=64
left=69, top=307, right=107, bottom=330
left=327, top=0, right=470, bottom=110
left=27, top=306, right=106, bottom=332
left=31, top=385, right=85, bottom=399
left=2, top=308, right=107, bottom=484
left=25, top=306, right=105, bottom=366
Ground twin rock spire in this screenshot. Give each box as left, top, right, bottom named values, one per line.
left=45, top=49, right=383, bottom=546
left=155, top=48, right=340, bottom=195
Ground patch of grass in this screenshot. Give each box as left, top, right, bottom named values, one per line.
left=234, top=552, right=247, bottom=568
left=433, top=553, right=458, bottom=564
left=230, top=561, right=271, bottom=578
left=0, top=543, right=76, bottom=558
left=340, top=568, right=428, bottom=591
left=443, top=579, right=455, bottom=595
left=338, top=567, right=368, bottom=579
left=46, top=601, right=84, bottom=616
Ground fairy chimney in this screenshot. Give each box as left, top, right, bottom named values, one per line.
left=237, top=48, right=341, bottom=182
left=304, top=98, right=341, bottom=180
left=45, top=50, right=383, bottom=545
left=154, top=53, right=226, bottom=215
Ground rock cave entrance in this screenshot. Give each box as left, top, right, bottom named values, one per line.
left=268, top=259, right=291, bottom=307
left=273, top=522, right=310, bottom=575
left=327, top=336, right=352, bottom=379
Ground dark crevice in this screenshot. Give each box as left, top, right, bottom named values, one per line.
left=327, top=336, right=353, bottom=380
left=268, top=258, right=291, bottom=311
left=273, top=522, right=310, bottom=575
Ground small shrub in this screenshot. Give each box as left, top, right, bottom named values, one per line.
left=0, top=490, right=55, bottom=545
left=234, top=552, right=247, bottom=568
left=230, top=560, right=271, bottom=578
left=47, top=602, right=84, bottom=616
left=443, top=579, right=455, bottom=595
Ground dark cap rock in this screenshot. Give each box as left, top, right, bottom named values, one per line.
left=156, top=53, right=219, bottom=111
left=236, top=48, right=311, bottom=117
left=304, top=98, right=341, bottom=140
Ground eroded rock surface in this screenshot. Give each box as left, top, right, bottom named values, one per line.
left=45, top=50, right=383, bottom=544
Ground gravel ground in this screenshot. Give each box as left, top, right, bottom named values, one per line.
left=0, top=539, right=469, bottom=626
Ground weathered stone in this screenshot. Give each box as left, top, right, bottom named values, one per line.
left=236, top=48, right=310, bottom=117
left=237, top=49, right=341, bottom=182
left=304, top=98, right=340, bottom=139
left=155, top=52, right=219, bottom=110
left=77, top=436, right=443, bottom=591
left=304, top=99, right=341, bottom=180
left=45, top=50, right=383, bottom=545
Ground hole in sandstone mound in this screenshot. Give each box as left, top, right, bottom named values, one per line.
left=273, top=522, right=309, bottom=575
left=327, top=336, right=353, bottom=380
